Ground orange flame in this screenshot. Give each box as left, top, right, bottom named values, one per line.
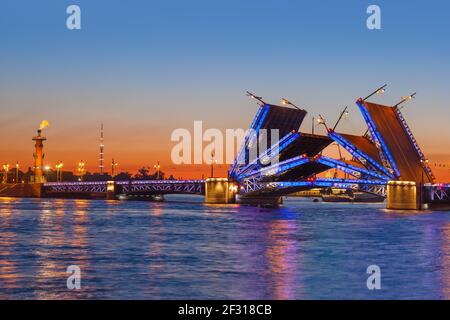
left=39, top=120, right=49, bottom=130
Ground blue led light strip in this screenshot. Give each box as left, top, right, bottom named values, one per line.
left=266, top=178, right=387, bottom=190
left=315, top=178, right=387, bottom=185
left=230, top=105, right=269, bottom=177
left=236, top=132, right=299, bottom=177
left=395, top=107, right=435, bottom=182
left=356, top=100, right=401, bottom=178
left=238, top=156, right=310, bottom=180
left=329, top=131, right=393, bottom=179
left=316, top=156, right=389, bottom=181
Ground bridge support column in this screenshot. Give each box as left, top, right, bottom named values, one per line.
left=205, top=178, right=237, bottom=204
left=386, top=181, right=419, bottom=210
left=106, top=181, right=117, bottom=200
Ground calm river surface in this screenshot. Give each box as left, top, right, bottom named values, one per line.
left=1, top=196, right=450, bottom=299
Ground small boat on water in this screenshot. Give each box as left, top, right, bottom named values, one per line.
left=321, top=188, right=385, bottom=203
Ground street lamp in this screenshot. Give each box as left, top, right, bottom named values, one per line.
left=154, top=161, right=161, bottom=180
left=44, top=165, right=50, bottom=182
left=420, top=159, right=429, bottom=210
left=210, top=153, right=218, bottom=178
left=246, top=91, right=265, bottom=105
left=394, top=92, right=416, bottom=109
left=2, top=163, right=10, bottom=184
left=281, top=98, right=302, bottom=110
left=363, top=84, right=387, bottom=101
left=111, top=159, right=118, bottom=178
left=56, top=162, right=63, bottom=182
left=78, top=160, right=85, bottom=181
left=15, top=162, right=19, bottom=184
left=317, top=114, right=329, bottom=131
left=332, top=106, right=349, bottom=131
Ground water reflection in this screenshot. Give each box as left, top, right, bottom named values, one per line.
left=0, top=199, right=19, bottom=298
left=32, top=199, right=93, bottom=299
left=442, top=223, right=450, bottom=299
left=35, top=201, right=70, bottom=299
left=0, top=197, right=449, bottom=299
left=265, top=216, right=301, bottom=299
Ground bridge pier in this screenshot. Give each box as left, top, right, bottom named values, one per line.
left=386, top=181, right=420, bottom=210
left=204, top=178, right=237, bottom=204
left=106, top=181, right=117, bottom=200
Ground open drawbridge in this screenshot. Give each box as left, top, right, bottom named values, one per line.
left=229, top=93, right=436, bottom=200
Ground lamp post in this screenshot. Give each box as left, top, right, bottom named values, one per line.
left=78, top=160, right=85, bottom=181
left=363, top=84, right=387, bottom=101
left=15, top=162, right=19, bottom=184
left=394, top=92, right=416, bottom=109
left=332, top=106, right=349, bottom=131
left=56, top=162, right=63, bottom=182
left=362, top=85, right=387, bottom=136
left=317, top=114, right=329, bottom=131
left=281, top=98, right=303, bottom=110
left=2, top=163, right=10, bottom=184
left=154, top=161, right=161, bottom=180
left=246, top=91, right=265, bottom=105
left=111, top=159, right=118, bottom=178
left=420, top=159, right=429, bottom=210
left=44, top=165, right=50, bottom=182
left=210, top=153, right=218, bottom=178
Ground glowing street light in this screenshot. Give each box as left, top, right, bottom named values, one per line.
left=15, top=162, right=19, bottom=184
left=394, top=92, right=416, bottom=109
left=246, top=91, right=265, bottom=105
left=56, top=162, right=64, bottom=182
left=281, top=98, right=302, bottom=110
left=363, top=84, right=387, bottom=101
left=154, top=161, right=161, bottom=180
left=78, top=160, right=85, bottom=181
left=317, top=114, right=330, bottom=131
left=332, top=106, right=349, bottom=131
left=420, top=158, right=430, bottom=210
left=44, top=165, right=51, bottom=182
left=2, top=163, right=10, bottom=184
left=210, top=152, right=218, bottom=178
left=111, top=159, right=118, bottom=178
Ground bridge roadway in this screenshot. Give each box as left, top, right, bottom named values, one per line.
left=37, top=179, right=450, bottom=207
left=42, top=180, right=205, bottom=199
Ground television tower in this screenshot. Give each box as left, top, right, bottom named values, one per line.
left=99, top=122, right=104, bottom=174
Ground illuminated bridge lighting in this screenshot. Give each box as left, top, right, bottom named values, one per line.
left=356, top=100, right=401, bottom=178
left=237, top=156, right=310, bottom=181
left=329, top=131, right=393, bottom=179
left=236, top=131, right=300, bottom=176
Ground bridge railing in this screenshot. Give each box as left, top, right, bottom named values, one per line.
left=43, top=180, right=206, bottom=195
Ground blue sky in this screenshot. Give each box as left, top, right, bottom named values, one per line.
left=0, top=0, right=449, bottom=174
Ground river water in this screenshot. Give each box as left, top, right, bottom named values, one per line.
left=0, top=196, right=449, bottom=299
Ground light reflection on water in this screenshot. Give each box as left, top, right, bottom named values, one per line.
left=0, top=196, right=449, bottom=299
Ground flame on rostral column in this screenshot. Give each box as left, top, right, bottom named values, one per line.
left=39, top=120, right=49, bottom=130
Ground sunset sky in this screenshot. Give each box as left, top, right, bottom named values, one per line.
left=1, top=0, right=449, bottom=180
